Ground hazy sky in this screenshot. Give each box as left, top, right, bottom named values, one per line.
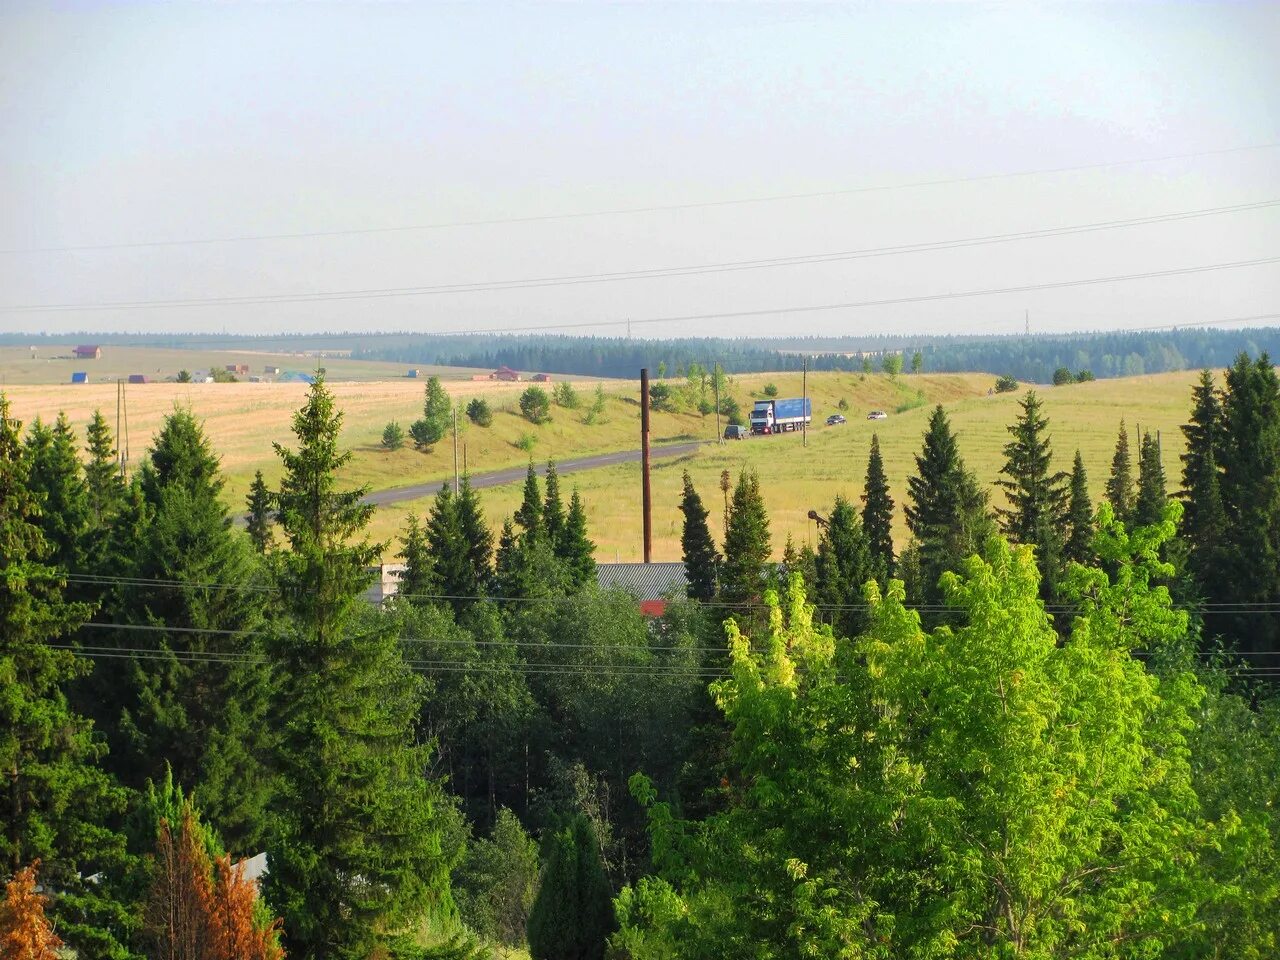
left=2, top=2, right=1277, bottom=338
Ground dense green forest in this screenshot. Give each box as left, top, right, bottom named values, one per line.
left=3, top=357, right=1280, bottom=958
left=8, top=326, right=1280, bottom=382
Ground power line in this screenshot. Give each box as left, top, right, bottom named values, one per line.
left=10, top=199, right=1277, bottom=312
left=7, top=142, right=1276, bottom=255
left=9, top=254, right=1279, bottom=321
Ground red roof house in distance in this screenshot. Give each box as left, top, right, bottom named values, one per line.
left=531, top=373, right=553, bottom=382
left=73, top=345, right=102, bottom=359
left=490, top=365, right=522, bottom=382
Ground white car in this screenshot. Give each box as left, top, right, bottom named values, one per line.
left=867, top=410, right=888, bottom=420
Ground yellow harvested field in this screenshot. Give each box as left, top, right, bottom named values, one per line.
left=2, top=367, right=1209, bottom=564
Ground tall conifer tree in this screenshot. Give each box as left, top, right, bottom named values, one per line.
left=1132, top=431, right=1169, bottom=528
left=514, top=464, right=543, bottom=540
left=813, top=495, right=874, bottom=639
left=456, top=475, right=494, bottom=593
left=425, top=483, right=476, bottom=614
left=1064, top=451, right=1094, bottom=565
left=1105, top=420, right=1134, bottom=522
left=679, top=472, right=720, bottom=602
left=265, top=374, right=449, bottom=958
left=721, top=470, right=772, bottom=607
left=861, top=434, right=895, bottom=579
left=1180, top=370, right=1228, bottom=595
left=0, top=396, right=133, bottom=958
left=903, top=406, right=994, bottom=605
left=527, top=816, right=614, bottom=960
left=396, top=513, right=433, bottom=601
left=245, top=470, right=274, bottom=553
left=84, top=410, right=124, bottom=529
left=559, top=490, right=597, bottom=590
left=23, top=414, right=91, bottom=575
left=543, top=461, right=566, bottom=547
left=995, top=391, right=1067, bottom=596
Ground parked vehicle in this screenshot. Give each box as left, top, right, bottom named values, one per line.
left=867, top=410, right=888, bottom=420
left=724, top=424, right=749, bottom=440
left=826, top=414, right=847, bottom=425
left=750, top=397, right=813, bottom=434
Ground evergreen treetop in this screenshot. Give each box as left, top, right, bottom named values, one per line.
left=1064, top=450, right=1095, bottom=566
left=813, top=494, right=874, bottom=639
left=679, top=472, right=720, bottom=602
left=543, top=461, right=566, bottom=546
left=559, top=490, right=597, bottom=590
left=720, top=470, right=772, bottom=607
left=514, top=463, right=543, bottom=541
left=861, top=433, right=895, bottom=579
left=245, top=470, right=274, bottom=554
left=1132, top=431, right=1169, bottom=529
left=995, top=391, right=1068, bottom=594
left=1105, top=420, right=1134, bottom=521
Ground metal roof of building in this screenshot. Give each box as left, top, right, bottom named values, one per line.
left=595, top=562, right=687, bottom=601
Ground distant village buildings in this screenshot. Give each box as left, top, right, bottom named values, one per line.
left=73, top=345, right=102, bottom=359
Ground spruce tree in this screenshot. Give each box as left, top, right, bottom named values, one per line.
left=264, top=373, right=449, bottom=959
left=995, top=391, right=1067, bottom=596
left=543, top=461, right=566, bottom=546
left=861, top=434, right=895, bottom=579
left=84, top=409, right=124, bottom=528
left=527, top=815, right=614, bottom=960
left=396, top=513, right=433, bottom=602
left=1105, top=420, right=1134, bottom=522
left=813, top=495, right=874, bottom=639
left=87, top=409, right=268, bottom=798
left=0, top=395, right=133, bottom=958
left=904, top=405, right=994, bottom=605
left=721, top=470, right=772, bottom=607
left=456, top=475, right=494, bottom=594
left=679, top=472, right=720, bottom=602
left=559, top=490, right=597, bottom=590
left=514, top=463, right=543, bottom=540
left=425, top=483, right=475, bottom=614
left=1132, top=431, right=1168, bottom=528
left=245, top=470, right=274, bottom=553
left=1180, top=370, right=1228, bottom=595
left=23, top=414, right=90, bottom=575
left=1064, top=451, right=1094, bottom=565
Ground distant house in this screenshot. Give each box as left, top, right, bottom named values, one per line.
left=365, top=561, right=688, bottom=615
left=531, top=373, right=553, bottom=383
left=490, top=366, right=522, bottom=382
left=70, top=372, right=89, bottom=384
left=225, top=363, right=250, bottom=375
left=405, top=369, right=421, bottom=378
left=263, top=365, right=282, bottom=375
left=127, top=374, right=149, bottom=384
left=73, top=345, right=102, bottom=360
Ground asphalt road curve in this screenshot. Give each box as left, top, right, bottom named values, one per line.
left=362, top=439, right=706, bottom=507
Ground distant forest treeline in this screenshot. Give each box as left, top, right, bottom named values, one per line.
left=8, top=326, right=1280, bottom=382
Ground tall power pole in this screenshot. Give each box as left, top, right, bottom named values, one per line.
left=640, top=368, right=653, bottom=563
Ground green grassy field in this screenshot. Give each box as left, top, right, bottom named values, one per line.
left=1, top=366, right=1207, bottom=563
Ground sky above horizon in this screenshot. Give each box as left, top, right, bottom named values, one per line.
left=1, top=2, right=1277, bottom=338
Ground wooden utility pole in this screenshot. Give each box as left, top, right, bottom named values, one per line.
left=714, top=362, right=722, bottom=444
left=640, top=367, right=653, bottom=563
left=452, top=406, right=460, bottom=495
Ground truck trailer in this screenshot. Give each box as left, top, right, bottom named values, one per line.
left=750, top=397, right=812, bottom=434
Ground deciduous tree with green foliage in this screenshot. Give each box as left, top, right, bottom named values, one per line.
left=679, top=472, right=719, bottom=602
left=264, top=373, right=451, bottom=959
left=519, top=386, right=552, bottom=424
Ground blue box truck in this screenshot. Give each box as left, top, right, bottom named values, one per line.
left=750, top=397, right=812, bottom=434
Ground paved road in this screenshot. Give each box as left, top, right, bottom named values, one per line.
left=362, top=440, right=707, bottom=507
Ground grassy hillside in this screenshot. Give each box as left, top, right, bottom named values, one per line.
left=2, top=367, right=1205, bottom=562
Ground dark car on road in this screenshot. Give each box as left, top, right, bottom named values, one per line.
left=724, top=424, right=749, bottom=440
left=826, top=414, right=847, bottom=425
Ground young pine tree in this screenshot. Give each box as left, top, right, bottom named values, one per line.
left=456, top=475, right=494, bottom=594
left=397, top=512, right=434, bottom=602
left=425, top=483, right=476, bottom=614
left=0, top=396, right=133, bottom=959
left=514, top=463, right=543, bottom=540
left=543, top=461, right=566, bottom=546
left=720, top=470, right=772, bottom=607
left=527, top=815, right=614, bottom=960
left=84, top=409, right=124, bottom=527
left=245, top=469, right=274, bottom=553
left=813, top=495, right=874, bottom=639
left=265, top=373, right=450, bottom=959
left=1132, top=431, right=1169, bottom=528
left=995, top=391, right=1068, bottom=596
left=679, top=472, right=720, bottom=602
left=559, top=490, right=597, bottom=590
left=1179, top=369, right=1229, bottom=597
left=1064, top=450, right=1095, bottom=566
left=1105, top=420, right=1134, bottom=522
left=861, top=434, right=895, bottom=579
left=903, top=405, right=994, bottom=605
left=23, top=414, right=92, bottom=575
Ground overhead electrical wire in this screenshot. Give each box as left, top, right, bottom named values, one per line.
left=7, top=141, right=1276, bottom=254
left=9, top=198, right=1278, bottom=312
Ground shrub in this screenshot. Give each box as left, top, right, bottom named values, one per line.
left=381, top=421, right=405, bottom=451
left=176, top=369, right=192, bottom=383
left=837, top=397, right=849, bottom=411
left=519, top=387, right=552, bottom=424
left=882, top=353, right=904, bottom=376
left=1052, top=367, right=1074, bottom=386
left=895, top=389, right=927, bottom=414
left=515, top=432, right=537, bottom=454
left=1075, top=369, right=1096, bottom=383
left=762, top=383, right=779, bottom=398
left=648, top=382, right=677, bottom=412
left=553, top=382, right=580, bottom=409
left=211, top=367, right=238, bottom=383
left=583, top=385, right=608, bottom=425
left=721, top=396, right=744, bottom=426
left=994, top=374, right=1019, bottom=393
left=409, top=419, right=436, bottom=450
left=466, top=397, right=493, bottom=427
